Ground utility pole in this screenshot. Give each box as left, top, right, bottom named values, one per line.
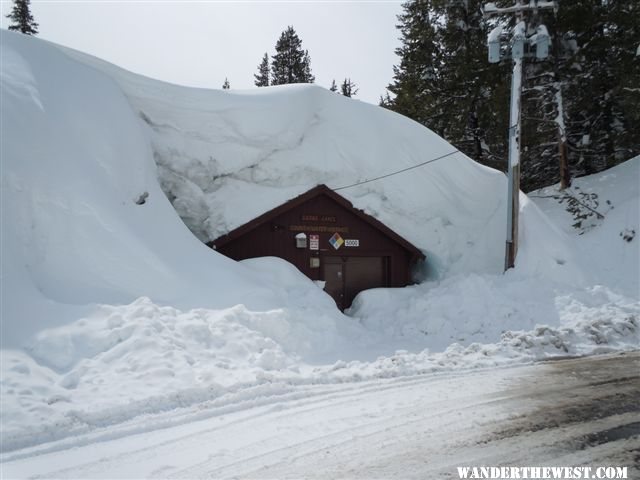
left=554, top=79, right=570, bottom=190
left=483, top=0, right=556, bottom=271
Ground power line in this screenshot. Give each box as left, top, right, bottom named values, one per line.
left=332, top=150, right=460, bottom=191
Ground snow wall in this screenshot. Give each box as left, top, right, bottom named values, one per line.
left=1, top=30, right=578, bottom=347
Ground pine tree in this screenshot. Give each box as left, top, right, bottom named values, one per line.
left=329, top=79, right=338, bottom=92
left=432, top=0, right=508, bottom=168
left=386, top=0, right=443, bottom=129
left=386, top=0, right=508, bottom=169
left=341, top=78, right=358, bottom=97
left=556, top=0, right=639, bottom=177
left=384, top=0, right=638, bottom=191
left=6, top=0, right=38, bottom=35
left=518, top=6, right=569, bottom=191
left=302, top=50, right=315, bottom=83
left=611, top=1, right=640, bottom=165
left=519, top=0, right=639, bottom=190
left=254, top=53, right=270, bottom=87
left=379, top=92, right=393, bottom=108
left=270, top=26, right=314, bottom=85
left=222, top=78, right=230, bottom=89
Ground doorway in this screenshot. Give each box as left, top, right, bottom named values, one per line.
left=323, top=257, right=345, bottom=310
left=323, top=256, right=388, bottom=310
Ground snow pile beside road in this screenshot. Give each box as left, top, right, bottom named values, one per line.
left=0, top=30, right=286, bottom=348
left=1, top=31, right=638, bottom=456
left=351, top=272, right=566, bottom=349
left=1, top=298, right=295, bottom=451
left=531, top=156, right=639, bottom=297
left=348, top=160, right=639, bottom=358
left=349, top=274, right=639, bottom=369
left=346, top=286, right=639, bottom=381
left=2, top=282, right=637, bottom=453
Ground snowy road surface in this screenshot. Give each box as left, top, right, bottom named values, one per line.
left=2, top=352, right=638, bottom=479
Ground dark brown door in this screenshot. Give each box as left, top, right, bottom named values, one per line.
left=323, top=258, right=345, bottom=310
left=323, top=256, right=388, bottom=310
left=344, top=256, right=386, bottom=307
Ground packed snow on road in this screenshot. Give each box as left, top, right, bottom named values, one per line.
left=1, top=30, right=638, bottom=478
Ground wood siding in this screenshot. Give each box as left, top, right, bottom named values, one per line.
left=214, top=192, right=419, bottom=308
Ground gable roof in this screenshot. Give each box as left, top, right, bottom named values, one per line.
left=210, top=184, right=425, bottom=260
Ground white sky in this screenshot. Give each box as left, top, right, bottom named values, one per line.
left=0, top=0, right=404, bottom=104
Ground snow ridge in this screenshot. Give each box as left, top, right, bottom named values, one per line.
left=1, top=31, right=638, bottom=460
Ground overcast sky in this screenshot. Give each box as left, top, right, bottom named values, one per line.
left=1, top=1, right=405, bottom=104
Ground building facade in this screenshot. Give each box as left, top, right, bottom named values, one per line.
left=210, top=185, right=425, bottom=310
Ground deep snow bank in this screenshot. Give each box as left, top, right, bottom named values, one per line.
left=0, top=31, right=310, bottom=347
left=2, top=29, right=580, bottom=348
left=2, top=31, right=637, bottom=456
left=2, top=289, right=637, bottom=454
left=531, top=157, right=639, bottom=297
left=349, top=160, right=639, bottom=350
left=60, top=39, right=579, bottom=281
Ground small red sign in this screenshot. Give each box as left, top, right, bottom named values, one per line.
left=309, top=234, right=320, bottom=250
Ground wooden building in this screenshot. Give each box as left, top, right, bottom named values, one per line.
left=209, top=185, right=425, bottom=310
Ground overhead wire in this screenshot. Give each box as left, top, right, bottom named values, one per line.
left=332, top=149, right=460, bottom=191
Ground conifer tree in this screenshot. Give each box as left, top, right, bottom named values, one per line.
left=386, top=0, right=507, bottom=169
left=379, top=92, right=393, bottom=108
left=341, top=78, right=358, bottom=97
left=386, top=0, right=444, bottom=130
left=519, top=0, right=639, bottom=189
left=222, top=78, right=230, bottom=90
left=386, top=0, right=638, bottom=189
left=254, top=53, right=270, bottom=87
left=518, top=6, right=568, bottom=190
left=6, top=0, right=38, bottom=35
left=432, top=0, right=507, bottom=167
left=270, top=26, right=314, bottom=85
left=610, top=1, right=640, bottom=165
left=555, top=0, right=639, bottom=177
left=302, top=50, right=315, bottom=83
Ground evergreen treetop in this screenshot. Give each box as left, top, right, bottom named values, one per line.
left=387, top=0, right=444, bottom=129
left=302, top=50, right=315, bottom=83
left=270, top=26, right=314, bottom=85
left=341, top=78, right=358, bottom=98
left=384, top=0, right=639, bottom=190
left=254, top=53, right=270, bottom=87
left=6, top=0, right=38, bottom=35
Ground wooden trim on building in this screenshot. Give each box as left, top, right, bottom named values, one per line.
left=209, top=184, right=425, bottom=262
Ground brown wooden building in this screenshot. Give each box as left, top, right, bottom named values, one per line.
left=209, top=185, right=425, bottom=310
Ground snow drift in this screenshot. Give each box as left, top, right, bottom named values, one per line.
left=2, top=29, right=580, bottom=347
left=1, top=31, right=295, bottom=347
left=1, top=31, right=637, bottom=455
left=531, top=157, right=640, bottom=298
left=60, top=35, right=580, bottom=282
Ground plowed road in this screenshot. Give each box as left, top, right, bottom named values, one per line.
left=2, top=352, right=638, bottom=479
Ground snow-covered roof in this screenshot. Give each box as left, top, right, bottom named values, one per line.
left=67, top=48, right=517, bottom=278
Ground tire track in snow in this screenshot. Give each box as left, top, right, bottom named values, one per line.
left=2, top=371, right=459, bottom=462
left=5, top=369, right=510, bottom=478
left=235, top=353, right=639, bottom=479
left=4, top=354, right=637, bottom=479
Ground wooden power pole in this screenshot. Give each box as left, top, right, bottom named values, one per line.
left=484, top=0, right=557, bottom=271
